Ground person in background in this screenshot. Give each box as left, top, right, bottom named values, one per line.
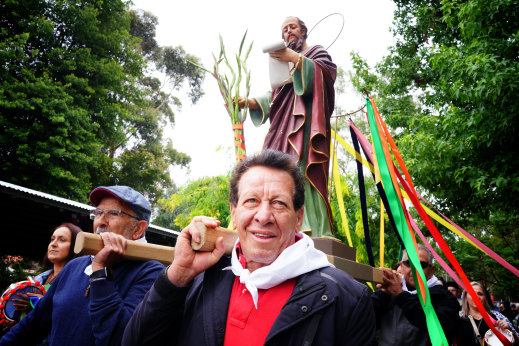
left=513, top=304, right=519, bottom=330
left=16, top=223, right=81, bottom=301
left=502, top=301, right=516, bottom=323
left=1, top=223, right=81, bottom=335
left=1, top=186, right=164, bottom=345
left=372, top=244, right=460, bottom=345
left=455, top=282, right=518, bottom=346
left=445, top=281, right=462, bottom=306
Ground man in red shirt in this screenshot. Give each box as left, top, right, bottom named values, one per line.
left=123, top=149, right=375, bottom=345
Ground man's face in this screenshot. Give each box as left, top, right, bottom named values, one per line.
left=93, top=197, right=138, bottom=239
left=282, top=17, right=305, bottom=44
left=447, top=286, right=459, bottom=297
left=400, top=249, right=434, bottom=289
left=230, top=166, right=304, bottom=272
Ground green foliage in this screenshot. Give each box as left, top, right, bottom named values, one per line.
left=350, top=0, right=519, bottom=298
left=0, top=256, right=32, bottom=293
left=129, top=10, right=205, bottom=105
left=0, top=2, right=203, bottom=204
left=155, top=175, right=231, bottom=230
left=330, top=169, right=402, bottom=268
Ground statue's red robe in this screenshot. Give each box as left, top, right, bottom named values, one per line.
left=251, top=45, right=336, bottom=236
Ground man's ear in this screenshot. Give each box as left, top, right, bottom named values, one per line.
left=132, top=220, right=148, bottom=240
left=296, top=207, right=304, bottom=231
left=230, top=203, right=236, bottom=229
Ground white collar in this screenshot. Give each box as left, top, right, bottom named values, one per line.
left=402, top=274, right=441, bottom=294
left=223, top=232, right=332, bottom=308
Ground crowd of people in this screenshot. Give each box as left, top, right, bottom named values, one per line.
left=1, top=149, right=516, bottom=345
left=0, top=15, right=517, bottom=346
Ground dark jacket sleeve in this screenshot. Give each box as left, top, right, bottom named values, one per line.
left=122, top=268, right=190, bottom=346
left=89, top=260, right=164, bottom=346
left=394, top=285, right=460, bottom=340
left=341, top=284, right=376, bottom=345
left=371, top=288, right=392, bottom=329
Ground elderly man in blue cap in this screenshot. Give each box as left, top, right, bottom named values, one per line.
left=1, top=186, right=164, bottom=346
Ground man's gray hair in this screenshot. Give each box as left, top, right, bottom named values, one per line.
left=403, top=244, right=433, bottom=265
left=417, top=244, right=433, bottom=264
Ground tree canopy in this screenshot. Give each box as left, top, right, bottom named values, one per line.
left=0, top=1, right=203, bottom=203
left=154, top=175, right=231, bottom=231
left=350, top=0, right=519, bottom=297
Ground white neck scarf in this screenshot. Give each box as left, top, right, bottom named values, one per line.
left=223, top=232, right=332, bottom=308
left=402, top=274, right=441, bottom=295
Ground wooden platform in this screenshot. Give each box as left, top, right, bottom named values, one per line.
left=311, top=237, right=382, bottom=284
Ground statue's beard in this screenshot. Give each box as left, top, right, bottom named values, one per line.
left=287, top=36, right=305, bottom=53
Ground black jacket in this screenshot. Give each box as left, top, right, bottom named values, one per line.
left=123, top=256, right=376, bottom=345
left=372, top=283, right=460, bottom=346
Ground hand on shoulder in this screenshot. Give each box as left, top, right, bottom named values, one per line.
left=167, top=216, right=225, bottom=287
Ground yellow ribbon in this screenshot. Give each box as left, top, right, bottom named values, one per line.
left=331, top=130, right=481, bottom=251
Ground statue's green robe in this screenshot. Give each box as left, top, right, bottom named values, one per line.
left=250, top=45, right=336, bottom=237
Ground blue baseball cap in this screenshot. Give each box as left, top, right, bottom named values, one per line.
left=89, top=186, right=151, bottom=223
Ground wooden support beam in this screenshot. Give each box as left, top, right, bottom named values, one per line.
left=74, top=225, right=383, bottom=284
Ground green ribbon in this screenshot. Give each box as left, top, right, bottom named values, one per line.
left=366, top=98, right=448, bottom=346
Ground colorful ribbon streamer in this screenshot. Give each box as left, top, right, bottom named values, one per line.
left=350, top=126, right=375, bottom=267
left=232, top=123, right=246, bottom=162
left=367, top=97, right=511, bottom=346
left=365, top=97, right=449, bottom=346
left=345, top=120, right=519, bottom=279
left=331, top=144, right=353, bottom=247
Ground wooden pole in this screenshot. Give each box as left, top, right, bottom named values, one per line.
left=74, top=222, right=383, bottom=283
left=74, top=232, right=175, bottom=266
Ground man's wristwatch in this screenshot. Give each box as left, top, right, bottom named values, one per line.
left=90, top=267, right=113, bottom=282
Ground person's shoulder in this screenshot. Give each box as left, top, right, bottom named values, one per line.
left=66, top=255, right=91, bottom=268
left=429, top=283, right=454, bottom=297
left=140, top=260, right=165, bottom=270
left=307, top=45, right=330, bottom=55
left=35, top=268, right=53, bottom=279
left=120, top=259, right=165, bottom=273
left=318, top=266, right=369, bottom=300
left=430, top=283, right=460, bottom=307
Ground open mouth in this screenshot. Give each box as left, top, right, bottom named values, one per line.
left=252, top=232, right=275, bottom=239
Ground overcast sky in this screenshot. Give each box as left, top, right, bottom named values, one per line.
left=131, top=0, right=397, bottom=186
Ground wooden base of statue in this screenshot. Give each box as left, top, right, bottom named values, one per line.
left=312, top=237, right=356, bottom=261
left=311, top=236, right=382, bottom=284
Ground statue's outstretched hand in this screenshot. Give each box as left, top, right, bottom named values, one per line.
left=232, top=96, right=258, bottom=110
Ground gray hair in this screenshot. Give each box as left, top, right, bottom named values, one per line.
left=403, top=244, right=433, bottom=265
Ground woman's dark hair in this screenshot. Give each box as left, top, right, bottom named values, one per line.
left=42, top=223, right=82, bottom=268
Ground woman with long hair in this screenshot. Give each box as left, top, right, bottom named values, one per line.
left=456, top=281, right=517, bottom=345
left=10, top=223, right=81, bottom=316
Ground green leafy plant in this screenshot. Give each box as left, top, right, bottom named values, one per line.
left=189, top=31, right=253, bottom=162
